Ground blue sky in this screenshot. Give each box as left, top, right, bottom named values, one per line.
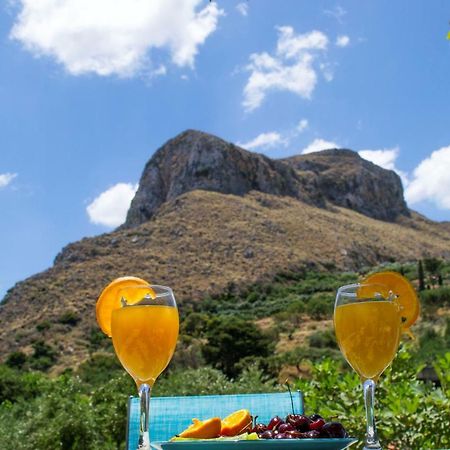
left=1, top=0, right=450, bottom=299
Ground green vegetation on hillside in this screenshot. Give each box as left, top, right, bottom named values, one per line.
left=1, top=259, right=449, bottom=449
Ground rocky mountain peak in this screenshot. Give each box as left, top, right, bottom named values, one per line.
left=283, top=149, right=410, bottom=221
left=124, top=129, right=323, bottom=228
left=124, top=130, right=410, bottom=228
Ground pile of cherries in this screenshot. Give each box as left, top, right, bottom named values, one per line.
left=251, top=413, right=348, bottom=440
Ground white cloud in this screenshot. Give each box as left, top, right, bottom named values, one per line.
left=358, top=148, right=399, bottom=171
left=301, top=138, right=339, bottom=154
left=405, top=145, right=450, bottom=209
left=358, top=147, right=408, bottom=186
left=324, top=5, right=347, bottom=23
left=319, top=62, right=334, bottom=81
left=10, top=0, right=223, bottom=77
left=236, top=2, right=249, bottom=16
left=297, top=119, right=309, bottom=133
left=243, top=26, right=329, bottom=111
left=87, top=182, right=138, bottom=227
left=277, top=27, right=328, bottom=58
left=336, top=35, right=350, bottom=47
left=237, top=132, right=288, bottom=151
left=0, top=173, right=17, bottom=188
left=151, top=65, right=167, bottom=77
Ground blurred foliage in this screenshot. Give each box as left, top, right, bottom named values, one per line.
left=0, top=261, right=448, bottom=449
left=295, top=347, right=450, bottom=450
left=0, top=349, right=447, bottom=450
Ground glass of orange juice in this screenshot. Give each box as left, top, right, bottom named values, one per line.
left=334, top=283, right=401, bottom=450
left=112, top=285, right=179, bottom=450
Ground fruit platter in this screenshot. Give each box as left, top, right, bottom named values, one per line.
left=150, top=409, right=357, bottom=449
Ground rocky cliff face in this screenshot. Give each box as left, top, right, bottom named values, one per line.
left=125, top=130, right=409, bottom=228
left=124, top=130, right=324, bottom=228
left=283, top=150, right=410, bottom=222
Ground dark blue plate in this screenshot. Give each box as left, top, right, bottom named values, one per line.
left=151, top=438, right=358, bottom=450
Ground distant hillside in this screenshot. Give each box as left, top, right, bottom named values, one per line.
left=1, top=130, right=450, bottom=371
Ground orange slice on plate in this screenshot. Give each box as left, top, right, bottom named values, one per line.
left=221, top=409, right=252, bottom=437
left=178, top=417, right=222, bottom=439
left=363, top=271, right=420, bottom=333
left=96, top=276, right=150, bottom=337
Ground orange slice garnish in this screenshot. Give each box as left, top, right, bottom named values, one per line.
left=178, top=417, right=222, bottom=439
left=220, top=409, right=252, bottom=437
left=363, top=271, right=420, bottom=331
left=96, top=276, right=150, bottom=337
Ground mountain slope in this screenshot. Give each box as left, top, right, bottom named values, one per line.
left=1, top=130, right=449, bottom=371
left=1, top=190, right=450, bottom=370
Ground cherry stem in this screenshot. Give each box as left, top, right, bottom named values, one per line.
left=285, top=379, right=295, bottom=414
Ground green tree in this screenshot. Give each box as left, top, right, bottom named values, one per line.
left=424, top=257, right=443, bottom=287
left=180, top=312, right=210, bottom=337
left=418, top=260, right=425, bottom=291
left=202, top=316, right=272, bottom=378
left=77, top=353, right=122, bottom=386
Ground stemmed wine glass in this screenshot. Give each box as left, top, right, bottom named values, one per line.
left=334, top=283, right=401, bottom=450
left=111, top=285, right=179, bottom=450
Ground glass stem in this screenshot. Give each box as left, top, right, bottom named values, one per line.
left=138, top=383, right=151, bottom=450
left=363, top=379, right=381, bottom=450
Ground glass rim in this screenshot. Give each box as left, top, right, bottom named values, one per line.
left=337, top=282, right=393, bottom=300
left=118, top=284, right=174, bottom=299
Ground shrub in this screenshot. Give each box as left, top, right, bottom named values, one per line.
left=5, top=351, right=27, bottom=369
left=308, top=329, right=338, bottom=349
left=88, top=327, right=111, bottom=351
left=420, top=287, right=450, bottom=306
left=294, top=348, right=450, bottom=450
left=36, top=321, right=51, bottom=332
left=202, top=316, right=273, bottom=378
left=77, top=354, right=122, bottom=386
left=58, top=311, right=81, bottom=326
left=306, top=294, right=334, bottom=320
left=29, top=341, right=57, bottom=371
left=170, top=338, right=205, bottom=370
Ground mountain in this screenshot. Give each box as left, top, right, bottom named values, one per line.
left=124, top=130, right=408, bottom=227
left=283, top=149, right=409, bottom=221
left=1, top=129, right=449, bottom=371
left=124, top=130, right=324, bottom=228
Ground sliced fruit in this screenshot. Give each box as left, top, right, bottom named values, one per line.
left=178, top=417, right=222, bottom=439
left=96, top=276, right=150, bottom=337
left=221, top=409, right=252, bottom=437
left=362, top=271, right=420, bottom=330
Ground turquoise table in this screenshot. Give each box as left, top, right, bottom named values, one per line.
left=127, top=392, right=304, bottom=450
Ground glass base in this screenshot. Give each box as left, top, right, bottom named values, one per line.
left=363, top=443, right=382, bottom=450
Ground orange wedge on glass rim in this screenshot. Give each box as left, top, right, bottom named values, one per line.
left=220, top=409, right=252, bottom=436
left=362, top=271, right=420, bottom=337
left=96, top=276, right=154, bottom=337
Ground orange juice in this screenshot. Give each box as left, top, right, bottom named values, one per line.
left=334, top=301, right=400, bottom=380
left=111, top=305, right=179, bottom=386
